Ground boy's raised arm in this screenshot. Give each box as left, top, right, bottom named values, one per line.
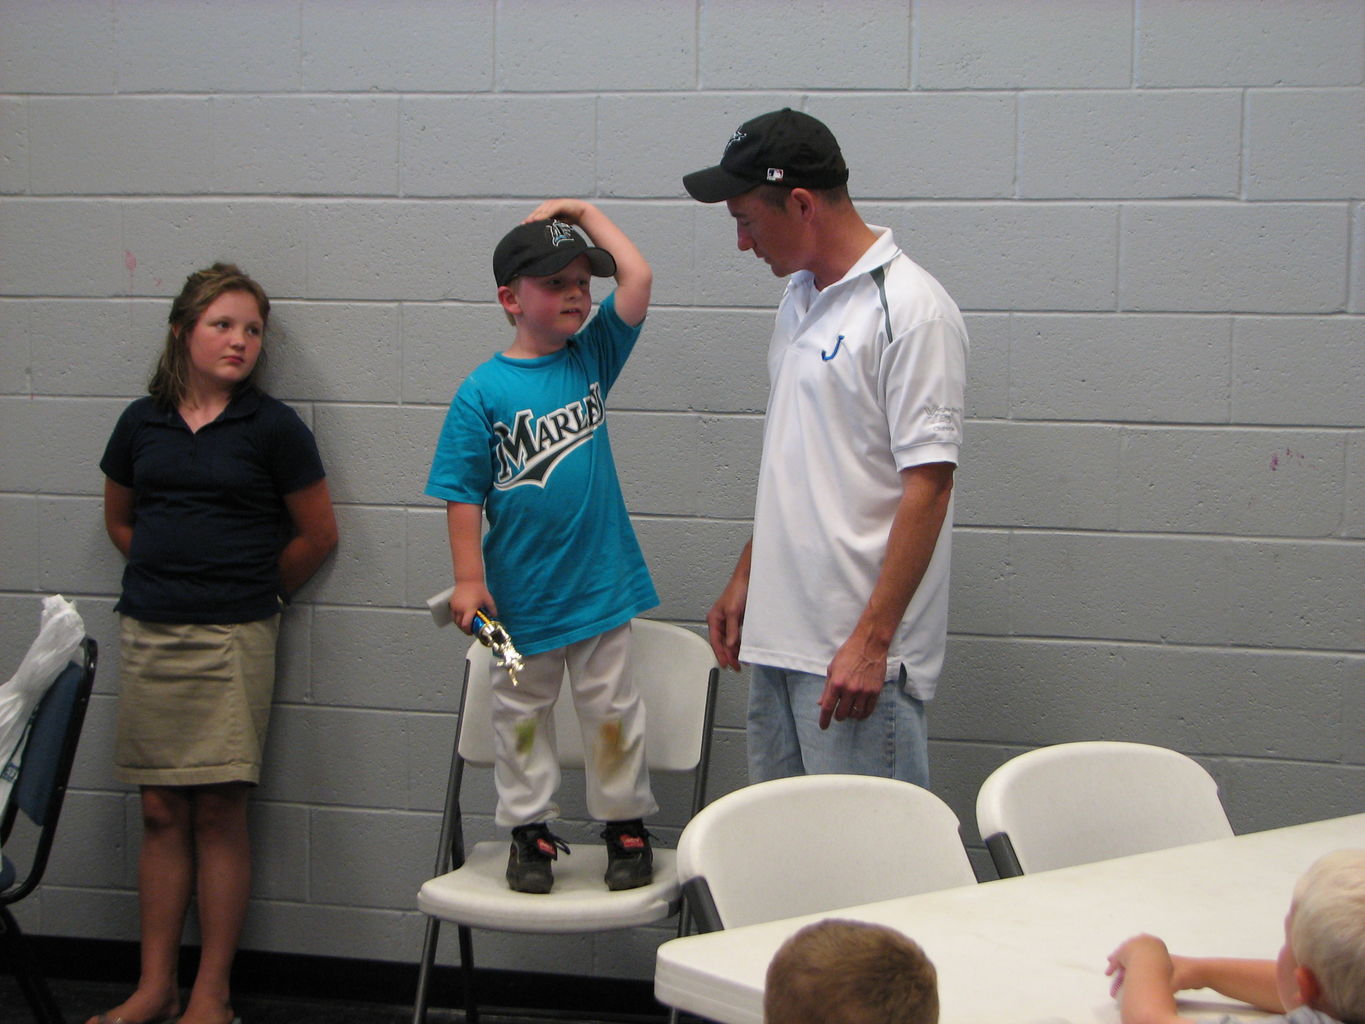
left=524, top=199, right=652, bottom=327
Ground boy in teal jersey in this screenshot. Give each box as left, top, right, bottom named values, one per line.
left=426, top=201, right=659, bottom=893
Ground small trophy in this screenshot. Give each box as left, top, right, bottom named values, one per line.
left=470, top=608, right=524, bottom=687
left=427, top=588, right=525, bottom=686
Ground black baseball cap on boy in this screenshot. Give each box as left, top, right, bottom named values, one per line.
left=493, top=218, right=616, bottom=287
left=683, top=108, right=849, bottom=204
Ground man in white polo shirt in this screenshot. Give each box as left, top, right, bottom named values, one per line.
left=684, top=109, right=967, bottom=786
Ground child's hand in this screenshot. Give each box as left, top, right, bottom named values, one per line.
left=524, top=198, right=592, bottom=225
left=1106, top=934, right=1175, bottom=999
left=450, top=580, right=495, bottom=635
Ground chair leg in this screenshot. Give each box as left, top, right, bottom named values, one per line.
left=411, top=916, right=441, bottom=1024
left=458, top=924, right=478, bottom=1024
left=664, top=901, right=691, bottom=1024
left=19, top=971, right=67, bottom=1024
left=1, top=907, right=67, bottom=1024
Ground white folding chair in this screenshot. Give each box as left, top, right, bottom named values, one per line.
left=976, top=740, right=1234, bottom=878
left=676, top=774, right=977, bottom=932
left=411, top=618, right=718, bottom=1024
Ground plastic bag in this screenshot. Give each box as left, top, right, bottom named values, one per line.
left=0, top=595, right=86, bottom=819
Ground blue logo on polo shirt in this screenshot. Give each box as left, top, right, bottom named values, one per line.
left=821, top=335, right=844, bottom=361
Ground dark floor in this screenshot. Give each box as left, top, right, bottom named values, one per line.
left=0, top=976, right=638, bottom=1024
left=0, top=939, right=666, bottom=1024
left=1, top=935, right=666, bottom=1024
left=1, top=976, right=413, bottom=1024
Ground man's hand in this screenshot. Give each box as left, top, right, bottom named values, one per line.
left=819, top=632, right=887, bottom=728
left=706, top=575, right=748, bottom=671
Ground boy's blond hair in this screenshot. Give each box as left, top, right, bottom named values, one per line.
left=764, top=919, right=938, bottom=1024
left=1290, top=848, right=1365, bottom=1021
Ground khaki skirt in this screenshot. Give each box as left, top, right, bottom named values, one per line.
left=114, top=616, right=280, bottom=787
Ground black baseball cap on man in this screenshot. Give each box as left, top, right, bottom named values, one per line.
left=683, top=108, right=849, bottom=204
left=493, top=218, right=616, bottom=287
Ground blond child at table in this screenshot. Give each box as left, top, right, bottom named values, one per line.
left=765, top=919, right=939, bottom=1024
left=1105, top=848, right=1365, bottom=1024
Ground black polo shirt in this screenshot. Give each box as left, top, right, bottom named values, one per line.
left=100, top=388, right=326, bottom=624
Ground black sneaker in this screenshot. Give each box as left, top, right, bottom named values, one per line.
left=506, top=823, right=570, bottom=894
left=601, top=819, right=654, bottom=891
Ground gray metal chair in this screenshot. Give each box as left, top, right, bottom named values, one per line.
left=1, top=637, right=98, bottom=1024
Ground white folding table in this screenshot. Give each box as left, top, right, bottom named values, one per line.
left=655, top=812, right=1365, bottom=1024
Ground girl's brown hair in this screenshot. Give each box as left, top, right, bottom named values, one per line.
left=149, top=263, right=271, bottom=409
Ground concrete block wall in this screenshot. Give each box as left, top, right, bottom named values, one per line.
left=1, top=0, right=1361, bottom=984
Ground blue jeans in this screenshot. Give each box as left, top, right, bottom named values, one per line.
left=747, top=664, right=930, bottom=787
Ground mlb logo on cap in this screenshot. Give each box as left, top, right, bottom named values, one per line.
left=767, top=168, right=785, bottom=182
